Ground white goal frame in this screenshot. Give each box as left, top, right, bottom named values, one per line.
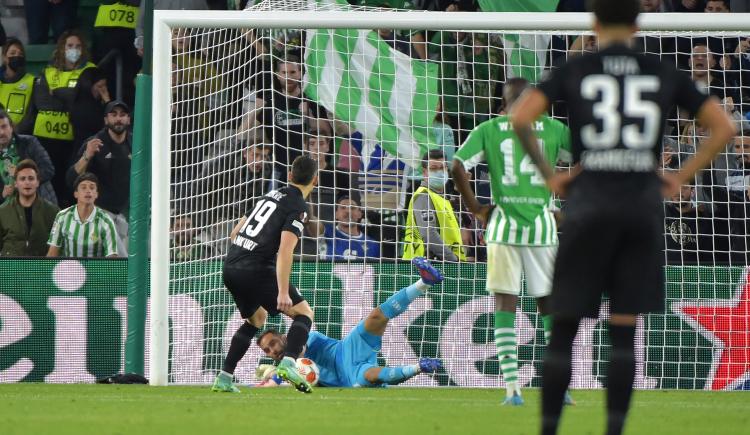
left=150, top=9, right=750, bottom=386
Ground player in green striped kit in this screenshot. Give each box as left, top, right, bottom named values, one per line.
left=451, top=78, right=573, bottom=406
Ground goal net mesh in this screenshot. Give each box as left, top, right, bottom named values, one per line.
left=162, top=0, right=750, bottom=390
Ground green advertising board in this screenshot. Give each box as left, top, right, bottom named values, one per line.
left=0, top=259, right=748, bottom=390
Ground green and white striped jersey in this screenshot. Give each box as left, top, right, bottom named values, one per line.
left=454, top=115, right=571, bottom=246
left=47, top=205, right=119, bottom=257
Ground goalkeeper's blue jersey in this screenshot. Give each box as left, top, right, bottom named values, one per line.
left=304, top=331, right=342, bottom=387
left=303, top=323, right=382, bottom=387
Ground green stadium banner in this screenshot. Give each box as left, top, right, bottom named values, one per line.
left=1, top=259, right=748, bottom=390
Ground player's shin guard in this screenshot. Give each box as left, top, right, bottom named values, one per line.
left=495, top=311, right=520, bottom=397
left=606, top=324, right=636, bottom=435
left=379, top=283, right=426, bottom=319
left=541, top=317, right=579, bottom=435
left=223, top=322, right=258, bottom=374
left=376, top=365, right=419, bottom=385
left=283, top=315, right=313, bottom=359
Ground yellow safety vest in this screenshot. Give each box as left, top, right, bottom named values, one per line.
left=33, top=63, right=95, bottom=141
left=0, top=73, right=34, bottom=125
left=94, top=2, right=139, bottom=29
left=402, top=186, right=466, bottom=261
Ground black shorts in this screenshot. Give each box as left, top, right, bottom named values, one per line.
left=552, top=205, right=665, bottom=318
left=223, top=264, right=305, bottom=318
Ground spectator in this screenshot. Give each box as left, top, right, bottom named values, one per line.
left=66, top=100, right=131, bottom=256
left=0, top=159, right=60, bottom=256
left=199, top=129, right=282, bottom=252
left=92, top=1, right=142, bottom=107
left=429, top=4, right=503, bottom=141
left=23, top=30, right=98, bottom=205
left=308, top=194, right=380, bottom=261
left=641, top=0, right=665, bottom=11
left=377, top=29, right=425, bottom=60
left=402, top=149, right=466, bottom=261
left=24, top=0, right=78, bottom=44
left=170, top=215, right=215, bottom=261
left=672, top=0, right=705, bottom=12
left=688, top=43, right=744, bottom=115
left=664, top=178, right=719, bottom=264
left=230, top=137, right=283, bottom=216
left=0, top=109, right=57, bottom=205
left=703, top=134, right=750, bottom=262
left=705, top=0, right=730, bottom=11
left=1, top=39, right=36, bottom=130
left=256, top=54, right=328, bottom=167
left=135, top=0, right=209, bottom=56
left=47, top=172, right=119, bottom=258
left=71, top=68, right=111, bottom=150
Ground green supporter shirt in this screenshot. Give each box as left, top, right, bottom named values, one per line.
left=47, top=205, right=119, bottom=257
left=454, top=115, right=571, bottom=246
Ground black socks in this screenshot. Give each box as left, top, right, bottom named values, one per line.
left=222, top=322, right=258, bottom=374
left=283, top=315, right=313, bottom=359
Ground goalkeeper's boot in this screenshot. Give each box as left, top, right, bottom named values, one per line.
left=418, top=357, right=442, bottom=373
left=564, top=390, right=576, bottom=406
left=412, top=257, right=444, bottom=286
left=502, top=392, right=525, bottom=406
left=211, top=371, right=240, bottom=393
left=276, top=357, right=313, bottom=394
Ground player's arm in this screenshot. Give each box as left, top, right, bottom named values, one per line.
left=46, top=245, right=60, bottom=257
left=229, top=216, right=247, bottom=242
left=451, top=160, right=491, bottom=224
left=669, top=98, right=736, bottom=188
left=509, top=89, right=555, bottom=181
left=276, top=230, right=299, bottom=312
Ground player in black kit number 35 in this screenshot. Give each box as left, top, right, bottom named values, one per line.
left=213, top=155, right=319, bottom=394
left=509, top=1, right=736, bottom=434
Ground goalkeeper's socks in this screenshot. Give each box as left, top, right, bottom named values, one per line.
left=283, top=315, right=313, bottom=359
left=223, top=322, right=258, bottom=374
left=379, top=282, right=427, bottom=319
left=541, top=317, right=579, bottom=435
left=606, top=324, right=636, bottom=435
left=376, top=365, right=419, bottom=385
left=494, top=311, right=520, bottom=397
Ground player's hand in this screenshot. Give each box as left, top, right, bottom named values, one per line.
left=277, top=293, right=293, bottom=312
left=474, top=204, right=493, bottom=224
left=85, top=138, right=104, bottom=160
left=661, top=171, right=681, bottom=199
left=547, top=170, right=578, bottom=197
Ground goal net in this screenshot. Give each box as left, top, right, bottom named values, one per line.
left=150, top=2, right=750, bottom=390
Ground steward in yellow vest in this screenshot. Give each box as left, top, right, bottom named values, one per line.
left=403, top=150, right=466, bottom=262
left=0, top=39, right=35, bottom=129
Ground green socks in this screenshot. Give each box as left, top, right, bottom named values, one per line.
left=494, top=311, right=519, bottom=397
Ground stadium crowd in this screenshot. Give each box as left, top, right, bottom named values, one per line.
left=0, top=0, right=749, bottom=265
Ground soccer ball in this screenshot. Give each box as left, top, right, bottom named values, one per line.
left=295, top=358, right=320, bottom=386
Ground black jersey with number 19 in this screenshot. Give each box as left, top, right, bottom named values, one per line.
left=535, top=43, right=710, bottom=317
left=225, top=185, right=308, bottom=269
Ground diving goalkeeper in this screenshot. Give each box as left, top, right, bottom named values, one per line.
left=256, top=257, right=443, bottom=388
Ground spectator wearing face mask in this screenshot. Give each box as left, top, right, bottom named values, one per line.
left=0, top=39, right=35, bottom=132
left=402, top=149, right=467, bottom=262
left=22, top=30, right=98, bottom=205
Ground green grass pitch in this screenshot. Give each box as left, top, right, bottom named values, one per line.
left=1, top=385, right=747, bottom=435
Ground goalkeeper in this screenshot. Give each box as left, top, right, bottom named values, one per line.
left=255, top=257, right=443, bottom=388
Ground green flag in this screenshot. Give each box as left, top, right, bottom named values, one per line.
left=304, top=0, right=439, bottom=167
left=478, top=0, right=559, bottom=83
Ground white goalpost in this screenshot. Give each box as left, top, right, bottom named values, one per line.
left=150, top=5, right=750, bottom=389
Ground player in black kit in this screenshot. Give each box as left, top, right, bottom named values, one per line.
left=509, top=1, right=736, bottom=434
left=212, top=155, right=318, bottom=394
